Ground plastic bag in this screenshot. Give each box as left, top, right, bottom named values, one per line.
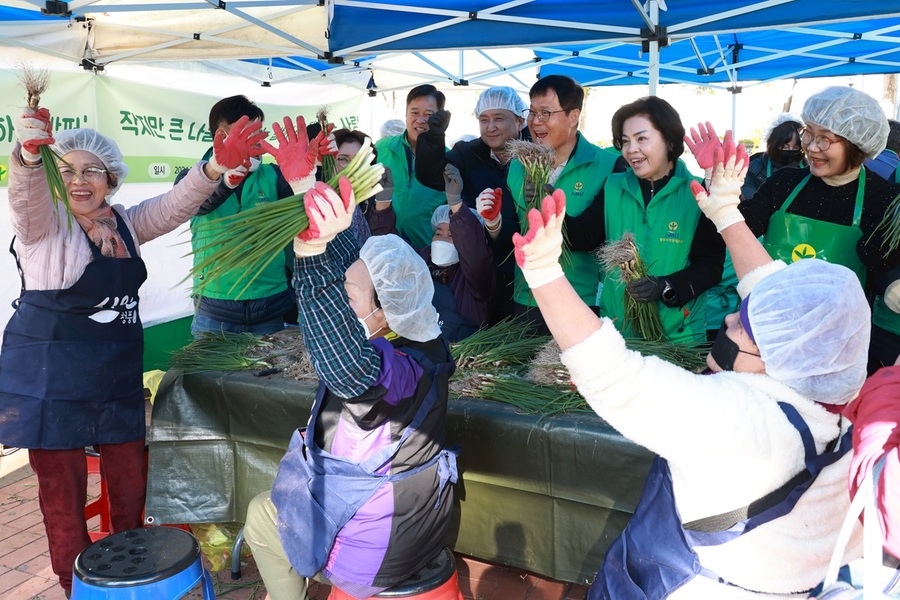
left=189, top=522, right=251, bottom=572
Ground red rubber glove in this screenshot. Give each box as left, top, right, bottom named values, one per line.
left=684, top=121, right=724, bottom=170
left=261, top=116, right=319, bottom=195
left=476, top=187, right=503, bottom=229
left=208, top=115, right=267, bottom=174
left=689, top=132, right=749, bottom=233
left=14, top=107, right=54, bottom=162
left=223, top=164, right=249, bottom=189
left=293, top=177, right=355, bottom=257
left=511, top=189, right=567, bottom=289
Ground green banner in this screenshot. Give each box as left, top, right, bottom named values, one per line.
left=0, top=70, right=361, bottom=185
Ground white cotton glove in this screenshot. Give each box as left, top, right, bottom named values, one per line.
left=885, top=280, right=900, bottom=313
left=14, top=107, right=54, bottom=163
left=293, top=177, right=355, bottom=257
left=689, top=135, right=750, bottom=233
left=511, top=188, right=567, bottom=288
left=223, top=164, right=249, bottom=189
left=476, top=187, right=503, bottom=230
left=207, top=115, right=267, bottom=174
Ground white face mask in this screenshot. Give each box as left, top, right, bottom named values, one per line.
left=431, top=240, right=459, bottom=267
left=248, top=157, right=262, bottom=173
left=357, top=307, right=382, bottom=339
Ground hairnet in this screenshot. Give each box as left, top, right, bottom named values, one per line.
left=431, top=204, right=484, bottom=230
left=801, top=86, right=889, bottom=158
left=359, top=234, right=441, bottom=343
left=52, top=128, right=129, bottom=198
left=747, top=259, right=870, bottom=405
left=380, top=119, right=405, bottom=139
left=764, top=113, right=802, bottom=142
left=475, top=86, right=527, bottom=118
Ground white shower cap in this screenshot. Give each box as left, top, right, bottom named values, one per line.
left=52, top=129, right=130, bottom=198
left=431, top=204, right=484, bottom=231
left=746, top=259, right=870, bottom=405
left=360, top=234, right=441, bottom=343
left=379, top=119, right=406, bottom=139
left=764, top=113, right=802, bottom=142
left=801, top=86, right=889, bottom=158
left=475, top=86, right=527, bottom=118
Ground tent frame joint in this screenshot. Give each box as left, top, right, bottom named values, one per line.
left=41, top=0, right=70, bottom=17
left=641, top=26, right=668, bottom=52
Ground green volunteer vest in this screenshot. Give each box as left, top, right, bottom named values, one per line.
left=190, top=161, right=288, bottom=300
left=762, top=170, right=867, bottom=287
left=508, top=133, right=617, bottom=307
left=872, top=165, right=900, bottom=334
left=600, top=160, right=707, bottom=343
left=374, top=133, right=447, bottom=249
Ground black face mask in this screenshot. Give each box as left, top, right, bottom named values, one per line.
left=709, top=326, right=760, bottom=371
left=780, top=149, right=803, bottom=166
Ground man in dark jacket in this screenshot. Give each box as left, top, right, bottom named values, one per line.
left=415, top=86, right=528, bottom=323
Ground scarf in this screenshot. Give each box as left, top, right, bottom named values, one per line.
left=73, top=202, right=130, bottom=259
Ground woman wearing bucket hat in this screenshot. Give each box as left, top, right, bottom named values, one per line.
left=513, top=136, right=870, bottom=598
left=0, top=108, right=264, bottom=596
left=689, top=86, right=900, bottom=373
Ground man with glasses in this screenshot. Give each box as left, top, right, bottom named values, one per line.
left=508, top=75, right=618, bottom=332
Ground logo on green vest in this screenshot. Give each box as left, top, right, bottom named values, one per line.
left=573, top=181, right=584, bottom=196
left=661, top=220, right=682, bottom=243
left=791, top=243, right=817, bottom=261
left=0, top=164, right=7, bottom=181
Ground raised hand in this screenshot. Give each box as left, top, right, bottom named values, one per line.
left=427, top=109, right=451, bottom=136
left=689, top=132, right=749, bottom=233
left=260, top=116, right=318, bottom=194
left=294, top=177, right=356, bottom=257
left=512, top=189, right=567, bottom=289
left=208, top=115, right=267, bottom=174
left=223, top=164, right=249, bottom=189
left=14, top=107, right=54, bottom=163
left=684, top=121, right=722, bottom=170
left=443, top=164, right=463, bottom=206
left=476, top=187, right=502, bottom=230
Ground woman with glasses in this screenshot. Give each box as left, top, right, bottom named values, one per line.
left=733, top=86, right=900, bottom=373
left=0, top=114, right=263, bottom=597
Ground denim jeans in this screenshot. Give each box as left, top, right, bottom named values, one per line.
left=190, top=312, right=286, bottom=338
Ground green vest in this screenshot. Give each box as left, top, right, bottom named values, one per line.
left=374, top=133, right=447, bottom=249
left=600, top=160, right=707, bottom=343
left=508, top=133, right=617, bottom=307
left=190, top=161, right=289, bottom=300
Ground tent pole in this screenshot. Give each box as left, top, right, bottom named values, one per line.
left=648, top=0, right=661, bottom=96
left=732, top=92, right=737, bottom=137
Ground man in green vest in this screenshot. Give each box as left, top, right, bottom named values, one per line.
left=508, top=75, right=618, bottom=333
left=374, top=85, right=449, bottom=249
left=183, top=95, right=297, bottom=337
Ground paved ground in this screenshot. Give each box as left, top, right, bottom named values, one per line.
left=0, top=443, right=588, bottom=600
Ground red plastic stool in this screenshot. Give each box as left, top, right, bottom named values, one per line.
left=328, top=547, right=463, bottom=599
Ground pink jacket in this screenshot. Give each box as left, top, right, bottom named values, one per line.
left=7, top=147, right=219, bottom=291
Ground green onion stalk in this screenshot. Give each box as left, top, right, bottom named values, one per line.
left=316, top=106, right=337, bottom=183
left=597, top=232, right=666, bottom=342
left=169, top=332, right=273, bottom=374
left=504, top=139, right=557, bottom=213
left=188, top=137, right=384, bottom=299
left=875, top=191, right=900, bottom=256
left=17, top=64, right=73, bottom=229
left=465, top=373, right=591, bottom=420
left=451, top=316, right=551, bottom=369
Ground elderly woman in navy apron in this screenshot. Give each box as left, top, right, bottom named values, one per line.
left=512, top=137, right=871, bottom=598
left=0, top=107, right=264, bottom=597
left=242, top=127, right=456, bottom=599
left=733, top=87, right=900, bottom=372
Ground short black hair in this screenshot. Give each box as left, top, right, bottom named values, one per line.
left=208, top=95, right=265, bottom=133
left=529, top=75, right=584, bottom=112
left=887, top=119, right=900, bottom=155
left=406, top=85, right=445, bottom=110
left=332, top=128, right=378, bottom=160
left=610, top=96, right=685, bottom=161
left=766, top=120, right=802, bottom=163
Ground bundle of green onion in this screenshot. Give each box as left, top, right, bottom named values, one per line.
left=189, top=137, right=384, bottom=298
left=169, top=332, right=272, bottom=374
left=504, top=139, right=557, bottom=213
left=451, top=316, right=550, bottom=369
left=317, top=106, right=337, bottom=183
left=597, top=232, right=666, bottom=342
left=469, top=373, right=591, bottom=421
left=17, top=64, right=73, bottom=228
left=877, top=192, right=900, bottom=256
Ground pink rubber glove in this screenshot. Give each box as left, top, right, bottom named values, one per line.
left=315, top=124, right=339, bottom=163
left=14, top=107, right=54, bottom=163
left=476, top=187, right=502, bottom=229
left=223, top=164, right=249, bottom=189
left=684, top=122, right=725, bottom=170
left=512, top=189, right=567, bottom=289
left=689, top=134, right=749, bottom=233
left=293, top=177, right=355, bottom=257
left=261, top=116, right=319, bottom=195
left=208, top=115, right=267, bottom=174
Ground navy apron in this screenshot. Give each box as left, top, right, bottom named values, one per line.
left=0, top=209, right=147, bottom=450
left=271, top=344, right=459, bottom=577
left=591, top=402, right=852, bottom=599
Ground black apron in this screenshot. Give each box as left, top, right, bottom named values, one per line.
left=0, top=209, right=147, bottom=450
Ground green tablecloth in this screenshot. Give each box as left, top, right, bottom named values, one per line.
left=146, top=370, right=653, bottom=584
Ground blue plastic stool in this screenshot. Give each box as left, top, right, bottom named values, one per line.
left=71, top=527, right=215, bottom=599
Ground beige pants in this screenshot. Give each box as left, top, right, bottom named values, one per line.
left=243, top=491, right=330, bottom=600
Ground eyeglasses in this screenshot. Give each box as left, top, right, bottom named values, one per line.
left=799, top=128, right=840, bottom=151
left=59, top=166, right=108, bottom=183
left=524, top=108, right=567, bottom=123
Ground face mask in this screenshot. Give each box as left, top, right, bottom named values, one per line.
left=709, top=325, right=760, bottom=371
left=357, top=307, right=382, bottom=339
left=779, top=150, right=802, bottom=165
left=248, top=157, right=262, bottom=173
left=431, top=240, right=459, bottom=267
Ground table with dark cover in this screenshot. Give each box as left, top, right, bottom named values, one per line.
left=146, top=370, right=653, bottom=584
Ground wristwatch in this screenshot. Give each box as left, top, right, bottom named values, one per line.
left=660, top=280, right=677, bottom=304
